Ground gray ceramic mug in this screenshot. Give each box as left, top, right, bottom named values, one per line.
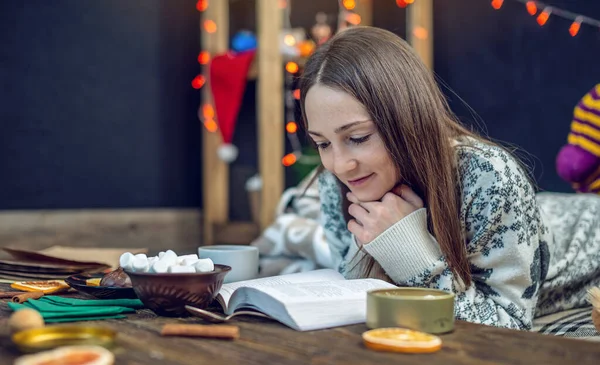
left=197, top=245, right=259, bottom=283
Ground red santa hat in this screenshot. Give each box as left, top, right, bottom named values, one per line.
left=209, top=50, right=256, bottom=163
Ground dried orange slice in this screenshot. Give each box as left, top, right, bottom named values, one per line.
left=85, top=278, right=102, bottom=287
left=11, top=280, right=70, bottom=294
left=362, top=328, right=442, bottom=354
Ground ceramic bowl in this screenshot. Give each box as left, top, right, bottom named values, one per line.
left=124, top=264, right=231, bottom=317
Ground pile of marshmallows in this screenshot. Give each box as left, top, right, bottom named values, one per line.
left=119, top=250, right=215, bottom=274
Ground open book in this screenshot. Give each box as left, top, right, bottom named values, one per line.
left=214, top=269, right=397, bottom=331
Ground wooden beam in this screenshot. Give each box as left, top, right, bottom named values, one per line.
left=337, top=0, right=372, bottom=32
left=407, top=0, right=433, bottom=70
left=201, top=1, right=229, bottom=246
left=355, top=0, right=373, bottom=27
left=257, top=0, right=283, bottom=232
left=213, top=221, right=260, bottom=245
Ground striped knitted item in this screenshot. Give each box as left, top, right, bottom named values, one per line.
left=568, top=84, right=600, bottom=157
left=571, top=165, right=600, bottom=193
left=563, top=84, right=600, bottom=193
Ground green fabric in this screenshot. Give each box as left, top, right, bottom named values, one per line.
left=7, top=295, right=144, bottom=323
left=40, top=296, right=144, bottom=308
left=42, top=315, right=127, bottom=322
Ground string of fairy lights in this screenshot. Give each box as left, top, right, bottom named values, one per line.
left=194, top=0, right=216, bottom=135
left=195, top=0, right=598, bottom=167
left=491, top=0, right=600, bottom=36
left=281, top=1, right=309, bottom=167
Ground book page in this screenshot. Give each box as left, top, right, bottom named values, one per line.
left=254, top=279, right=396, bottom=304
left=218, top=269, right=344, bottom=309
left=229, top=278, right=398, bottom=330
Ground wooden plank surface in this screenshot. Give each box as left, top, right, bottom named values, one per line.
left=0, top=209, right=201, bottom=254
left=407, top=0, right=433, bottom=70
left=354, top=0, right=373, bottom=27
left=1, top=287, right=600, bottom=365
left=201, top=0, right=230, bottom=246
left=213, top=221, right=260, bottom=245
left=257, top=0, right=284, bottom=232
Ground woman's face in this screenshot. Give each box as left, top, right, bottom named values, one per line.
left=305, top=84, right=398, bottom=202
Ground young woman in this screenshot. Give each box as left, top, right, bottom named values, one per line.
left=299, top=26, right=600, bottom=330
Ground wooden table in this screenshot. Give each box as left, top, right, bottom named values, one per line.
left=1, top=293, right=600, bottom=365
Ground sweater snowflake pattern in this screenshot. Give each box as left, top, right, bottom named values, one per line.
left=317, top=140, right=552, bottom=330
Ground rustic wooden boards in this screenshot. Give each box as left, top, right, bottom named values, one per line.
left=2, top=284, right=600, bottom=365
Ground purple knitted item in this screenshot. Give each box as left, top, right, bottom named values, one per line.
left=557, top=84, right=600, bottom=192
left=556, top=144, right=600, bottom=183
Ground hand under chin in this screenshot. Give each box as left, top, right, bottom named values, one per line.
left=351, top=190, right=394, bottom=203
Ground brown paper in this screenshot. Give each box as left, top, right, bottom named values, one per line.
left=4, top=246, right=148, bottom=270
left=40, top=246, right=148, bottom=269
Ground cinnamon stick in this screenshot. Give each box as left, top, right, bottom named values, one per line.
left=12, top=291, right=44, bottom=303
left=0, top=291, right=28, bottom=299
left=160, top=324, right=240, bottom=340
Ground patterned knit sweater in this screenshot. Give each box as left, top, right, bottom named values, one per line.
left=318, top=139, right=553, bottom=330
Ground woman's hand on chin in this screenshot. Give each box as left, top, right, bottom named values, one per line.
left=347, top=185, right=423, bottom=245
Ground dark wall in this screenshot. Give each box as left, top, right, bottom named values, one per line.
left=433, top=0, right=600, bottom=193
left=0, top=0, right=202, bottom=209
left=1, top=0, right=598, bottom=211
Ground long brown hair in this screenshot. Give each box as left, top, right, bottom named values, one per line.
left=299, top=26, right=486, bottom=288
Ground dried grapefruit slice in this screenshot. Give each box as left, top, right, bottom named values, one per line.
left=362, top=328, right=442, bottom=354
left=14, top=345, right=114, bottom=365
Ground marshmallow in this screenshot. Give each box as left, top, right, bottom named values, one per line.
left=194, top=258, right=214, bottom=273
left=168, top=265, right=195, bottom=274
left=181, top=257, right=200, bottom=267
left=176, top=254, right=198, bottom=265
left=148, top=256, right=159, bottom=265
left=132, top=256, right=150, bottom=272
left=161, top=250, right=177, bottom=261
left=119, top=252, right=135, bottom=271
left=150, top=260, right=168, bottom=274
left=159, top=250, right=177, bottom=266
left=158, top=251, right=165, bottom=258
